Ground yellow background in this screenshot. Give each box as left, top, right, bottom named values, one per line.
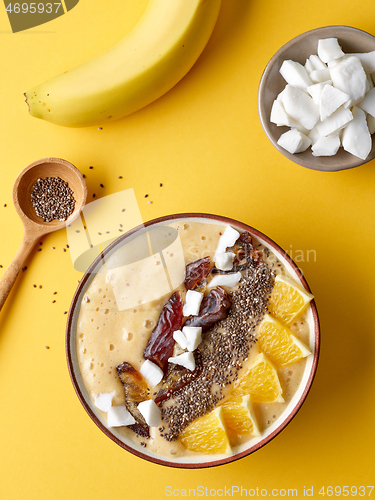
left=0, top=0, right=374, bottom=498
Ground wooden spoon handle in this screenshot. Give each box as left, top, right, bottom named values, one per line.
left=0, top=232, right=38, bottom=311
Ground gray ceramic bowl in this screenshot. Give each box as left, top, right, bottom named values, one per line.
left=258, top=26, right=375, bottom=171
left=66, top=214, right=320, bottom=468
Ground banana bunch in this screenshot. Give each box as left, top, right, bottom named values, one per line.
left=25, top=0, right=222, bottom=128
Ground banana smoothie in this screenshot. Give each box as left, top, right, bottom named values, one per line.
left=76, top=219, right=313, bottom=459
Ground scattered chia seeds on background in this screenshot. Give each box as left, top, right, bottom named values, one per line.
left=31, top=177, right=75, bottom=223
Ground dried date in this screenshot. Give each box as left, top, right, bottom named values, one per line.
left=210, top=231, right=261, bottom=273
left=116, top=362, right=150, bottom=438
left=143, top=291, right=183, bottom=373
left=184, top=286, right=231, bottom=331
left=184, top=257, right=211, bottom=290
left=154, top=352, right=202, bottom=405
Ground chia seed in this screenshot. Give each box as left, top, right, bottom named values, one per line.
left=160, top=262, right=275, bottom=441
left=30, top=177, right=75, bottom=223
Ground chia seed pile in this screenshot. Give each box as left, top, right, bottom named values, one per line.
left=160, top=261, right=275, bottom=441
left=31, top=177, right=75, bottom=222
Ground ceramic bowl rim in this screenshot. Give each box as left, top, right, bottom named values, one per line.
left=66, top=213, right=320, bottom=469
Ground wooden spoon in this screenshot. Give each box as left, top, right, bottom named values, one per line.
left=0, top=158, right=87, bottom=311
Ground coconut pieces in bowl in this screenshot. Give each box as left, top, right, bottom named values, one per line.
left=271, top=37, right=375, bottom=159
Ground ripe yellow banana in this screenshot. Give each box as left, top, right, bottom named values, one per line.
left=25, top=0, right=221, bottom=128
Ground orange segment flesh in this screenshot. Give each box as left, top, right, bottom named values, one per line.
left=231, top=353, right=284, bottom=403
left=179, top=406, right=231, bottom=454
left=257, top=314, right=311, bottom=367
left=268, top=275, right=313, bottom=325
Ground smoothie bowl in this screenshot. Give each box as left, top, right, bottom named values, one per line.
left=66, top=214, right=320, bottom=468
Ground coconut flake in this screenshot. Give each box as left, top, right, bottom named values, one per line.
left=140, top=359, right=163, bottom=387
left=215, top=252, right=235, bottom=271
left=330, top=56, right=367, bottom=107
left=208, top=271, right=242, bottom=288
left=319, top=84, right=350, bottom=121
left=137, top=400, right=161, bottom=427
left=183, top=290, right=203, bottom=317
left=173, top=329, right=189, bottom=350
left=107, top=405, right=135, bottom=427
left=309, top=68, right=331, bottom=84
left=357, top=87, right=375, bottom=117
left=367, top=113, right=375, bottom=134
left=182, top=326, right=202, bottom=352
left=279, top=60, right=313, bottom=89
left=342, top=106, right=372, bottom=160
left=282, top=85, right=320, bottom=130
left=168, top=351, right=196, bottom=371
left=277, top=128, right=312, bottom=154
left=309, top=54, right=328, bottom=70
left=214, top=226, right=240, bottom=261
left=316, top=106, right=353, bottom=136
left=348, top=51, right=375, bottom=73
left=94, top=392, right=115, bottom=412
left=311, top=134, right=341, bottom=156
left=307, top=82, right=332, bottom=106
left=318, top=38, right=345, bottom=63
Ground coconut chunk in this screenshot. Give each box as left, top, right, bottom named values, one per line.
left=215, top=252, right=235, bottom=271
left=342, top=106, right=372, bottom=160
left=173, top=329, right=189, bottom=350
left=305, top=58, right=315, bottom=74
left=367, top=113, right=375, bottom=134
left=208, top=272, right=242, bottom=288
left=309, top=69, right=331, bottom=84
left=182, top=326, right=202, bottom=352
left=327, top=58, right=343, bottom=68
left=107, top=405, right=136, bottom=427
left=311, top=134, right=341, bottom=156
left=348, top=51, right=375, bottom=73
left=319, top=84, right=350, bottom=121
left=279, top=60, right=313, bottom=89
left=140, top=359, right=163, bottom=387
left=316, top=106, right=353, bottom=136
left=214, top=226, right=240, bottom=261
left=366, top=74, right=374, bottom=93
left=318, top=38, right=345, bottom=63
left=309, top=54, right=328, bottom=70
left=168, top=351, right=196, bottom=371
left=308, top=125, right=322, bottom=145
left=307, top=82, right=332, bottom=105
left=282, top=85, right=319, bottom=130
left=357, top=87, right=375, bottom=117
left=330, top=56, right=367, bottom=107
left=94, top=392, right=115, bottom=412
left=183, top=290, right=204, bottom=317
left=270, top=99, right=298, bottom=127
left=277, top=128, right=312, bottom=154
left=137, top=400, right=161, bottom=427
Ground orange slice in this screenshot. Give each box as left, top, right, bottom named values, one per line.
left=257, top=314, right=311, bottom=367
left=221, top=395, right=260, bottom=439
left=268, top=275, right=313, bottom=325
left=179, top=406, right=231, bottom=454
left=232, top=353, right=284, bottom=403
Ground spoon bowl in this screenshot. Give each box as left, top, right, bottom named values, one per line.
left=0, top=158, right=87, bottom=310
left=14, top=157, right=87, bottom=232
